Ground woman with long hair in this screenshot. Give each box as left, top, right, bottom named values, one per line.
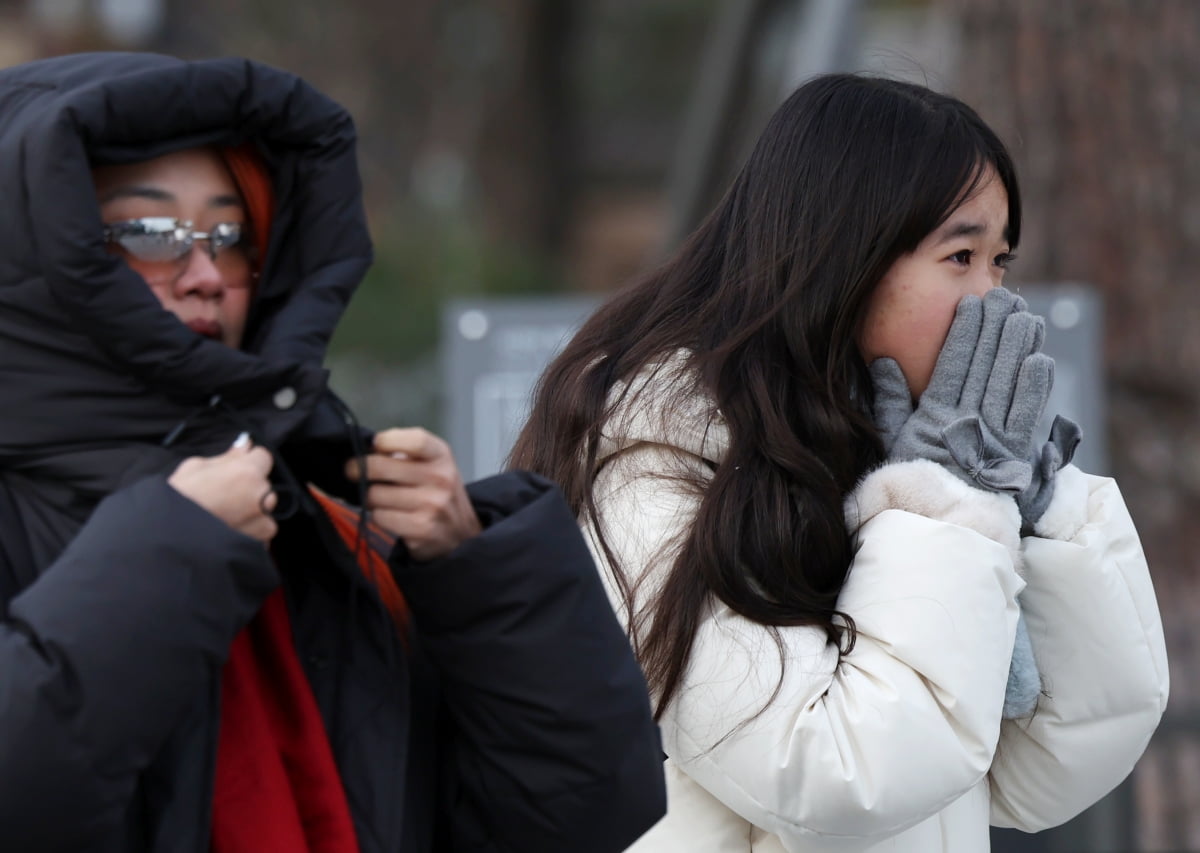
left=511, top=73, right=1167, bottom=852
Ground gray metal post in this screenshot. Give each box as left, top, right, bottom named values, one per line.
left=778, top=0, right=863, bottom=98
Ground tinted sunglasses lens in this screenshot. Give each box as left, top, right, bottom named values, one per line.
left=111, top=219, right=190, bottom=262
left=209, top=223, right=243, bottom=251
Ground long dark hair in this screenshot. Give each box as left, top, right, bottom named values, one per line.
left=510, top=73, right=1022, bottom=721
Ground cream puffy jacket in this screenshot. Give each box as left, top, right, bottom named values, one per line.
left=583, top=358, right=1168, bottom=853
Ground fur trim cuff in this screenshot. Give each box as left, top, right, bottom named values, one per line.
left=846, top=459, right=1023, bottom=573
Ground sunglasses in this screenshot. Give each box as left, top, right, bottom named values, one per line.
left=103, top=217, right=249, bottom=264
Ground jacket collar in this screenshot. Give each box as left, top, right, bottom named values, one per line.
left=597, top=349, right=730, bottom=467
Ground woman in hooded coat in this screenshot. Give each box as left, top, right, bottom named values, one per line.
left=0, top=52, right=665, bottom=852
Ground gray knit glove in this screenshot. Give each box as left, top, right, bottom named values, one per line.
left=871, top=288, right=1054, bottom=497
left=1017, top=414, right=1083, bottom=533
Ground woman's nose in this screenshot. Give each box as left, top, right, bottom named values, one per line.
left=172, top=244, right=225, bottom=297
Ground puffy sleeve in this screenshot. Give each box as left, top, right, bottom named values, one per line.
left=988, top=465, right=1169, bottom=830
left=0, top=477, right=277, bottom=849
left=587, top=448, right=1026, bottom=847
left=390, top=470, right=665, bottom=853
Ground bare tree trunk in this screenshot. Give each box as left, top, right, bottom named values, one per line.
left=473, top=0, right=579, bottom=261
left=938, top=1, right=1200, bottom=849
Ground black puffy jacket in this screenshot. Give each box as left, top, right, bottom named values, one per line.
left=0, top=52, right=665, bottom=852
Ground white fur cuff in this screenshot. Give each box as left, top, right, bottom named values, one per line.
left=846, top=459, right=1023, bottom=573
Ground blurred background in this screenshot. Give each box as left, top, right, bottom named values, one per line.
left=2, top=0, right=1196, bottom=849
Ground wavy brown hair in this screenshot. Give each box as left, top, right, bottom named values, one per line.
left=510, top=73, right=1022, bottom=721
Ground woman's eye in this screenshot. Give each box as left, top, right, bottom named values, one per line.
left=994, top=252, right=1017, bottom=269
left=949, top=249, right=974, bottom=265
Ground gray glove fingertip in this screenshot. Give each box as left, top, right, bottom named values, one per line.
left=984, top=286, right=1026, bottom=315
left=869, top=356, right=907, bottom=387
left=958, top=292, right=985, bottom=314
left=1006, top=353, right=1054, bottom=443
left=980, top=311, right=1043, bottom=434
left=926, top=296, right=983, bottom=404
left=1004, top=312, right=1043, bottom=362
left=1028, top=312, right=1046, bottom=353
left=962, top=291, right=1018, bottom=408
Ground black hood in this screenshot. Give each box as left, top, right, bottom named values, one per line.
left=0, top=52, right=373, bottom=465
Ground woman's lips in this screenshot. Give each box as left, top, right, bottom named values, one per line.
left=186, top=318, right=222, bottom=339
